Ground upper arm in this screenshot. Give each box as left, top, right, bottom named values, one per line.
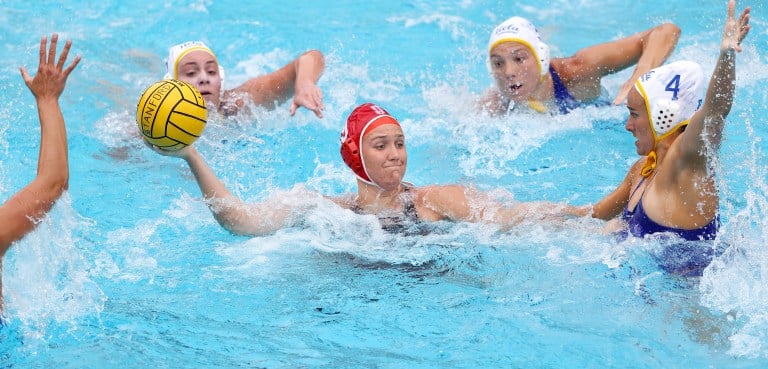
left=0, top=196, right=33, bottom=253
left=0, top=182, right=63, bottom=254
left=418, top=185, right=475, bottom=221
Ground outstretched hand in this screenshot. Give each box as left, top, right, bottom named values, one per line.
left=19, top=34, right=81, bottom=100
left=722, top=0, right=750, bottom=52
left=290, top=80, right=324, bottom=118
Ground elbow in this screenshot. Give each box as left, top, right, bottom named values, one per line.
left=300, top=50, right=325, bottom=69
left=658, top=23, right=681, bottom=43
left=35, top=173, right=69, bottom=203
left=303, top=49, right=324, bottom=60
left=212, top=212, right=254, bottom=237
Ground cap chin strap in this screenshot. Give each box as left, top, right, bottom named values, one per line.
left=640, top=150, right=657, bottom=177
left=357, top=175, right=381, bottom=189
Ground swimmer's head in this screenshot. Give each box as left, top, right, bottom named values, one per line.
left=164, top=41, right=225, bottom=107
left=165, top=41, right=216, bottom=79
left=632, top=60, right=705, bottom=176
left=634, top=60, right=705, bottom=142
left=340, top=103, right=402, bottom=187
left=488, top=16, right=550, bottom=77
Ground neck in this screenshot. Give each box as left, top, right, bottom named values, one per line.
left=532, top=70, right=554, bottom=102
left=356, top=180, right=404, bottom=212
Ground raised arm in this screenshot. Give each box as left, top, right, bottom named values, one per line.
left=0, top=34, right=80, bottom=252
left=677, top=0, right=749, bottom=168
left=229, top=49, right=325, bottom=118
left=560, top=23, right=680, bottom=105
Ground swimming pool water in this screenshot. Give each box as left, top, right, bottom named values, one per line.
left=1, top=1, right=768, bottom=368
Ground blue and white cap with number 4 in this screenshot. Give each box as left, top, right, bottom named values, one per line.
left=634, top=60, right=705, bottom=142
left=634, top=60, right=705, bottom=177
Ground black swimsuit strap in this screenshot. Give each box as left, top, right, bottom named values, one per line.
left=350, top=183, right=419, bottom=222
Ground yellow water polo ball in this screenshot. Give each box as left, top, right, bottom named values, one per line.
left=136, top=79, right=207, bottom=151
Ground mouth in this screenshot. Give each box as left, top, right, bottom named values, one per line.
left=507, top=82, right=524, bottom=95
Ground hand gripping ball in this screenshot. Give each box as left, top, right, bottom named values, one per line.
left=136, top=79, right=207, bottom=150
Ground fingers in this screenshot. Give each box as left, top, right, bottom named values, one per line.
left=47, top=34, right=59, bottom=67
left=312, top=105, right=323, bottom=118
left=739, top=8, right=751, bottom=43
left=38, top=35, right=47, bottom=68
left=19, top=66, right=30, bottom=84
left=63, top=54, right=82, bottom=76
left=727, top=0, right=735, bottom=20
left=57, top=39, right=72, bottom=70
left=290, top=90, right=325, bottom=118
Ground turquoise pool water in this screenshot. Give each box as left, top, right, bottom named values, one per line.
left=1, top=0, right=768, bottom=367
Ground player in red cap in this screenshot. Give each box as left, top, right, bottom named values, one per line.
left=148, top=102, right=574, bottom=236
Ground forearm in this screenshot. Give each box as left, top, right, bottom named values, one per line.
left=484, top=201, right=590, bottom=231
left=35, top=97, right=68, bottom=189
left=634, top=23, right=680, bottom=74
left=182, top=149, right=292, bottom=236
left=0, top=181, right=64, bottom=251
left=0, top=97, right=70, bottom=249
left=706, top=48, right=737, bottom=120
left=182, top=149, right=246, bottom=233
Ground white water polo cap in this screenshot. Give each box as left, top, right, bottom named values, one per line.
left=634, top=60, right=705, bottom=142
left=164, top=40, right=225, bottom=82
left=634, top=60, right=705, bottom=177
left=488, top=16, right=550, bottom=77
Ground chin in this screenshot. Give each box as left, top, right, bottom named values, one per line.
left=203, top=97, right=220, bottom=108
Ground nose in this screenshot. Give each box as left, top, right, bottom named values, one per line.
left=195, top=73, right=210, bottom=87
left=625, top=118, right=633, bottom=133
left=504, top=61, right=518, bottom=78
left=386, top=146, right=400, bottom=160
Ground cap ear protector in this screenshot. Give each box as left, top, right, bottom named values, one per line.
left=340, top=127, right=364, bottom=179
left=650, top=99, right=683, bottom=140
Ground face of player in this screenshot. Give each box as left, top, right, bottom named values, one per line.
left=361, top=124, right=407, bottom=191
left=489, top=41, right=541, bottom=103
left=176, top=50, right=223, bottom=108
left=626, top=89, right=654, bottom=156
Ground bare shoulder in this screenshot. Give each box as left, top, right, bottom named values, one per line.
left=411, top=184, right=471, bottom=222
left=328, top=193, right=357, bottom=210
left=414, top=184, right=467, bottom=201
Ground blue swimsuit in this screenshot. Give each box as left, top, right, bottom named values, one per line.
left=621, top=177, right=721, bottom=276
left=549, top=65, right=581, bottom=114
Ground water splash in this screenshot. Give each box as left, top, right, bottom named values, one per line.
left=3, top=193, right=106, bottom=339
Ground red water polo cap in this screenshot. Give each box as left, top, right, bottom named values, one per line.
left=340, top=103, right=400, bottom=185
